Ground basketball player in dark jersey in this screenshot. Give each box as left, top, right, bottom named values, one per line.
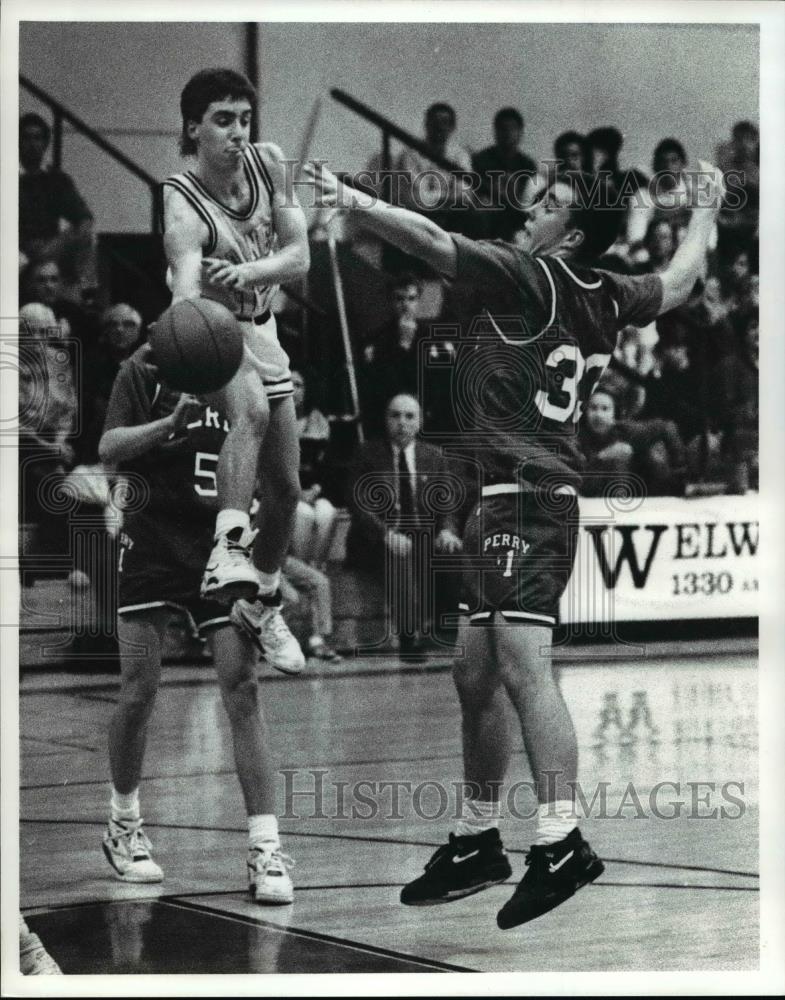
left=305, top=159, right=725, bottom=926
left=164, top=69, right=309, bottom=673
left=98, top=343, right=295, bottom=904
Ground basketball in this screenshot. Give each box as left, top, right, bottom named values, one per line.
left=148, top=298, right=244, bottom=394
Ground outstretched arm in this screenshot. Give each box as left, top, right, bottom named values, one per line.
left=303, top=162, right=458, bottom=278
left=658, top=161, right=725, bottom=315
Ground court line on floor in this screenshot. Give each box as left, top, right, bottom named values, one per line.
left=21, top=639, right=757, bottom=695
left=160, top=896, right=474, bottom=972
left=19, top=816, right=760, bottom=880
left=19, top=750, right=470, bottom=791
left=20, top=734, right=100, bottom=753
left=19, top=660, right=455, bottom=696
left=165, top=879, right=759, bottom=896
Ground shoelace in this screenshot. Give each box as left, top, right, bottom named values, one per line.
left=249, top=847, right=295, bottom=874
left=223, top=528, right=259, bottom=556
left=112, top=819, right=153, bottom=859
left=261, top=609, right=295, bottom=644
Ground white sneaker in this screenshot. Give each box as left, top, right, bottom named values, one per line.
left=102, top=817, right=164, bottom=883
left=231, top=599, right=306, bottom=674
left=19, top=918, right=63, bottom=975
left=248, top=844, right=295, bottom=904
left=201, top=527, right=260, bottom=604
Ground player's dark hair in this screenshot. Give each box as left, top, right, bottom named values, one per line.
left=179, top=68, right=257, bottom=156
left=20, top=112, right=51, bottom=141
left=653, top=137, right=687, bottom=170
left=563, top=175, right=626, bottom=263
left=425, top=102, right=456, bottom=126
left=494, top=107, right=524, bottom=130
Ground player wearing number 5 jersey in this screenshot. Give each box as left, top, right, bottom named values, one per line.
left=164, top=68, right=308, bottom=673
left=98, top=343, right=296, bottom=905
left=305, top=159, right=725, bottom=927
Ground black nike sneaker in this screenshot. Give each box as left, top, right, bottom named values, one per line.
left=496, top=827, right=604, bottom=929
left=400, top=828, right=512, bottom=906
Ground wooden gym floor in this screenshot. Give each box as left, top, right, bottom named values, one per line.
left=19, top=640, right=758, bottom=975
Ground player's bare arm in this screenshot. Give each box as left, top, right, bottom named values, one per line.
left=657, top=160, right=725, bottom=315
left=99, top=394, right=202, bottom=465
left=163, top=186, right=209, bottom=302
left=303, top=161, right=458, bottom=278
left=205, top=142, right=310, bottom=290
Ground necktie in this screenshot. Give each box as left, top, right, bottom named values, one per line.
left=396, top=447, right=415, bottom=518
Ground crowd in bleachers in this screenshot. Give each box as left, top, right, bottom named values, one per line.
left=17, top=106, right=759, bottom=659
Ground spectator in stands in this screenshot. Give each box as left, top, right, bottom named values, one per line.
left=21, top=257, right=100, bottom=356
left=359, top=273, right=426, bottom=438
left=715, top=309, right=758, bottom=493
left=553, top=131, right=588, bottom=177
left=281, top=555, right=342, bottom=662
left=528, top=131, right=588, bottom=205
left=642, top=325, right=718, bottom=480
left=290, top=368, right=338, bottom=569
left=18, top=302, right=77, bottom=567
left=79, top=304, right=145, bottom=465
left=473, top=107, right=537, bottom=239
left=628, top=137, right=693, bottom=246
left=579, top=387, right=635, bottom=496
left=581, top=383, right=687, bottom=497
left=19, top=112, right=95, bottom=295
left=360, top=272, right=459, bottom=436
left=716, top=120, right=759, bottom=254
left=346, top=393, right=462, bottom=660
left=396, top=103, right=473, bottom=231
left=638, top=217, right=676, bottom=274
left=587, top=127, right=646, bottom=195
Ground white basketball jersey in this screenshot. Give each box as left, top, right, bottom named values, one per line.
left=163, top=143, right=279, bottom=319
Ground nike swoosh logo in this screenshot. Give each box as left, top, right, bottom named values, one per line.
left=452, top=849, right=479, bottom=864
left=548, top=850, right=574, bottom=873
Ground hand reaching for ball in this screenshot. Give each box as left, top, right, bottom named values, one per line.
left=170, top=393, right=203, bottom=434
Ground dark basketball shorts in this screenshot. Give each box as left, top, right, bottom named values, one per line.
left=118, top=512, right=229, bottom=634
left=458, top=483, right=579, bottom=628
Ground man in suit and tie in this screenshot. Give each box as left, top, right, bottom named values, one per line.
left=346, top=393, right=463, bottom=660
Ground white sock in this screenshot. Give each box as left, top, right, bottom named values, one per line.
left=215, top=509, right=250, bottom=540
left=248, top=814, right=279, bottom=850
left=257, top=569, right=281, bottom=597
left=534, top=799, right=578, bottom=845
left=455, top=798, right=500, bottom=837
left=111, top=787, right=140, bottom=822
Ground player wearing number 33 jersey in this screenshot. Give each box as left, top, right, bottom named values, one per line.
left=306, top=158, right=723, bottom=928
left=449, top=233, right=662, bottom=626
left=103, top=343, right=233, bottom=629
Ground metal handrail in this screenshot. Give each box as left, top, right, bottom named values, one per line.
left=330, top=88, right=474, bottom=178
left=21, top=74, right=160, bottom=230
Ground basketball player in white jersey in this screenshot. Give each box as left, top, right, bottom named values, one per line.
left=163, top=69, right=308, bottom=671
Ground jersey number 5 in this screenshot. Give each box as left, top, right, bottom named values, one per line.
left=194, top=451, right=219, bottom=497
left=534, top=345, right=610, bottom=424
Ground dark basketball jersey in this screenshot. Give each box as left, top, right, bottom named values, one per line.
left=102, top=344, right=230, bottom=525
left=449, top=235, right=663, bottom=487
